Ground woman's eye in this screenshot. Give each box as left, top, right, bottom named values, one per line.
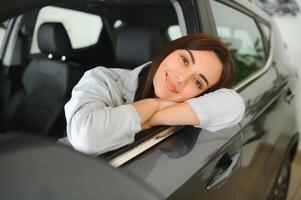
left=195, top=80, right=203, bottom=89
left=181, top=55, right=189, bottom=65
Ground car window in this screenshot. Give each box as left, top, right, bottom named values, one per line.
left=114, top=19, right=124, bottom=29
left=30, top=6, right=102, bottom=54
left=0, top=20, right=9, bottom=56
left=210, top=0, right=267, bottom=84
left=167, top=25, right=182, bottom=40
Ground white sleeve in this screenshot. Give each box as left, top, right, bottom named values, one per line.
left=64, top=69, right=141, bottom=155
left=185, top=88, right=245, bottom=132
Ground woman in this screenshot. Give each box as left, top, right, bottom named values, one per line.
left=64, top=33, right=245, bottom=155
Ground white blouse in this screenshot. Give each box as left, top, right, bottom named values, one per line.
left=63, top=61, right=245, bottom=155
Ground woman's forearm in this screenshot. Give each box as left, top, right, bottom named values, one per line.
left=132, top=99, right=160, bottom=126
left=148, top=102, right=200, bottom=127
left=133, top=99, right=180, bottom=130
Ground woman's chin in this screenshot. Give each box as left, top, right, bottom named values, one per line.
left=155, top=88, right=183, bottom=102
left=158, top=94, right=181, bottom=102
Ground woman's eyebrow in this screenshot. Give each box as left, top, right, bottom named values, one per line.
left=185, top=49, right=195, bottom=65
left=185, top=49, right=209, bottom=86
left=199, top=73, right=209, bottom=86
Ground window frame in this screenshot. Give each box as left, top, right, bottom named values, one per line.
left=258, top=21, right=271, bottom=55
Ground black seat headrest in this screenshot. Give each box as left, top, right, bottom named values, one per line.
left=116, top=26, right=163, bottom=69
left=37, top=22, right=73, bottom=57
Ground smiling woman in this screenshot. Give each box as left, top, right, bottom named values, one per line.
left=63, top=33, right=245, bottom=155
left=153, top=49, right=222, bottom=101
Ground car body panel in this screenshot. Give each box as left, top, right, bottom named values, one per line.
left=206, top=1, right=298, bottom=199
left=0, top=134, right=164, bottom=200
left=124, top=125, right=242, bottom=199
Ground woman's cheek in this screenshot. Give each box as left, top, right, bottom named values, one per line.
left=188, top=89, right=202, bottom=99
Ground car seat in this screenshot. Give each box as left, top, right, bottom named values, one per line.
left=0, top=22, right=84, bottom=138
left=115, top=26, right=164, bottom=69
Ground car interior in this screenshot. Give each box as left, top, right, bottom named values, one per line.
left=0, top=0, right=182, bottom=155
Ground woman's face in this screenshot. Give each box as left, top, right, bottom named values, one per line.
left=153, top=49, right=223, bottom=102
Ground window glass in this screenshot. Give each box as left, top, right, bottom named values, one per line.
left=30, top=6, right=102, bottom=54
left=114, top=20, right=124, bottom=29
left=0, top=26, right=6, bottom=46
left=210, top=0, right=266, bottom=83
left=0, top=20, right=9, bottom=53
left=167, top=25, right=182, bottom=40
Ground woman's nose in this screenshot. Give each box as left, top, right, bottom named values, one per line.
left=176, top=72, right=191, bottom=86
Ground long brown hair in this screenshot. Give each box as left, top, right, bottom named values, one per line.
left=134, top=33, right=235, bottom=101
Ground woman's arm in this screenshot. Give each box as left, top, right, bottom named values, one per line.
left=144, top=88, right=245, bottom=133
left=134, top=99, right=178, bottom=130
left=65, top=67, right=177, bottom=155
left=145, top=102, right=200, bottom=127
left=65, top=68, right=163, bottom=155
left=132, top=99, right=160, bottom=124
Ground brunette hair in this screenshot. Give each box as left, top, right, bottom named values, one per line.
left=134, top=33, right=235, bottom=101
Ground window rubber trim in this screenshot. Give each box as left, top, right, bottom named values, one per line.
left=109, top=126, right=182, bottom=167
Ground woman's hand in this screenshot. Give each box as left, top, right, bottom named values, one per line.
left=133, top=98, right=178, bottom=131
left=141, top=99, right=179, bottom=130
left=141, top=121, right=152, bottom=130
left=145, top=101, right=201, bottom=128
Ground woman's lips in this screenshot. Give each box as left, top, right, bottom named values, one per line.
left=165, top=72, right=178, bottom=93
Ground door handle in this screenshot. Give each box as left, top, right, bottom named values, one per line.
left=285, top=89, right=294, bottom=104
left=206, top=153, right=240, bottom=190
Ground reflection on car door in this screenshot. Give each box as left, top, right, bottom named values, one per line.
left=235, top=35, right=296, bottom=199
left=237, top=65, right=295, bottom=200
left=124, top=125, right=243, bottom=200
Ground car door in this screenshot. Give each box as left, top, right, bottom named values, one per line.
left=108, top=0, right=243, bottom=199
left=208, top=0, right=297, bottom=199
left=0, top=134, right=165, bottom=200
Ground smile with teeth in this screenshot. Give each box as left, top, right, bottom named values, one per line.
left=165, top=72, right=178, bottom=93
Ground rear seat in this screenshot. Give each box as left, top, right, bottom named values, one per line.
left=0, top=22, right=84, bottom=138
left=115, top=26, right=165, bottom=68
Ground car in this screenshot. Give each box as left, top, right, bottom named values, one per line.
left=0, top=0, right=299, bottom=199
